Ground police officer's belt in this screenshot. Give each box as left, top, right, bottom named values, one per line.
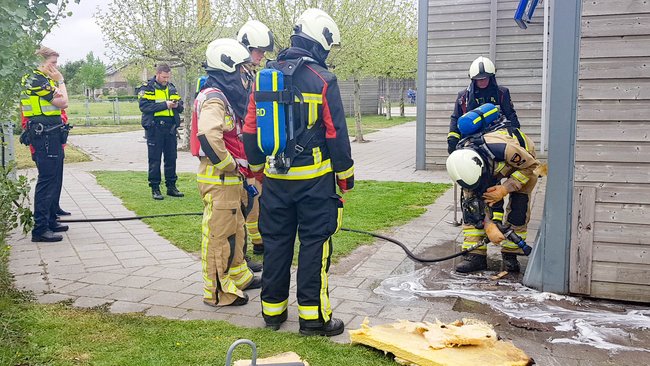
left=30, top=122, right=65, bottom=135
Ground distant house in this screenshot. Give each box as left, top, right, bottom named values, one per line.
left=104, top=64, right=151, bottom=95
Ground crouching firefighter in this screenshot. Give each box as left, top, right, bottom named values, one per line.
left=446, top=103, right=539, bottom=273
left=191, top=38, right=262, bottom=307
left=242, top=9, right=354, bottom=336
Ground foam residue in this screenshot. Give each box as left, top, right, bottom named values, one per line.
left=375, top=267, right=650, bottom=353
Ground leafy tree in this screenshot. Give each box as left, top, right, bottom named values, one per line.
left=60, top=59, right=84, bottom=91
left=0, top=0, right=76, bottom=237
left=76, top=52, right=106, bottom=97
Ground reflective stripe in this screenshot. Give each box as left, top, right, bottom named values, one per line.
left=41, top=105, right=60, bottom=112
left=517, top=129, right=530, bottom=152
left=336, top=166, right=354, bottom=180
left=472, top=107, right=498, bottom=124
left=262, top=299, right=288, bottom=316
left=232, top=268, right=253, bottom=287
left=492, top=212, right=504, bottom=221
left=448, top=131, right=461, bottom=139
left=204, top=289, right=213, bottom=299
left=264, top=159, right=333, bottom=180
left=312, top=147, right=322, bottom=165
left=201, top=194, right=215, bottom=292
left=250, top=162, right=265, bottom=172
left=463, top=229, right=485, bottom=237
left=196, top=175, right=242, bottom=185
left=462, top=241, right=487, bottom=250
left=300, top=93, right=322, bottom=128
left=495, top=161, right=506, bottom=174
left=319, top=238, right=332, bottom=322
left=228, top=263, right=249, bottom=276
left=511, top=170, right=530, bottom=184
left=214, top=154, right=234, bottom=170
left=298, top=305, right=320, bottom=320
left=501, top=241, right=520, bottom=250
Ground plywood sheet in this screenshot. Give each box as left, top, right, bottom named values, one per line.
left=349, top=318, right=531, bottom=366
left=233, top=352, right=308, bottom=366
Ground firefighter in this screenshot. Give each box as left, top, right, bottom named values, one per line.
left=194, top=38, right=262, bottom=307
left=446, top=105, right=539, bottom=273
left=139, top=64, right=184, bottom=200
left=237, top=19, right=275, bottom=256
left=243, top=9, right=354, bottom=336
left=20, top=46, right=70, bottom=242
left=447, top=56, right=521, bottom=154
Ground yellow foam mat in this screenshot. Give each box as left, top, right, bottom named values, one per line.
left=233, top=351, right=308, bottom=366
left=349, top=318, right=532, bottom=366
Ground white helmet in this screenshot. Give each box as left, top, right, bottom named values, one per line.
left=293, top=8, right=341, bottom=51
left=446, top=149, right=486, bottom=190
left=205, top=38, right=251, bottom=73
left=469, top=56, right=496, bottom=80
left=237, top=20, right=274, bottom=52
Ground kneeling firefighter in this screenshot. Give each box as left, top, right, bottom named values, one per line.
left=446, top=103, right=539, bottom=273
left=191, top=38, right=262, bottom=307
left=242, top=9, right=354, bottom=336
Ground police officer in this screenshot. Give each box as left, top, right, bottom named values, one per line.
left=139, top=64, right=184, bottom=200
left=446, top=105, right=539, bottom=273
left=243, top=9, right=354, bottom=337
left=447, top=57, right=520, bottom=154
left=237, top=19, right=275, bottom=256
left=21, top=47, right=70, bottom=242
left=195, top=38, right=262, bottom=307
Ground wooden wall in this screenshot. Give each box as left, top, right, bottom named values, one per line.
left=570, top=0, right=650, bottom=302
left=425, top=0, right=545, bottom=169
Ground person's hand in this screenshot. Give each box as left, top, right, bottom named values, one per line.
left=482, top=185, right=509, bottom=206
left=166, top=100, right=178, bottom=109
left=447, top=137, right=460, bottom=154
left=485, top=221, right=506, bottom=244
left=43, top=64, right=63, bottom=82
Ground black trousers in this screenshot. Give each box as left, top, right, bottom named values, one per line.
left=259, top=172, right=343, bottom=326
left=32, top=132, right=64, bottom=236
left=146, top=122, right=177, bottom=188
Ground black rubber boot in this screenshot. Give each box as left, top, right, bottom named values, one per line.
left=265, top=310, right=288, bottom=331
left=299, top=318, right=345, bottom=337
left=455, top=253, right=488, bottom=273
left=253, top=244, right=264, bottom=255
left=32, top=230, right=63, bottom=242
left=246, top=256, right=263, bottom=273
left=244, top=276, right=262, bottom=290
left=56, top=208, right=71, bottom=216
left=152, top=188, right=164, bottom=200
left=166, top=185, right=185, bottom=197
left=50, top=224, right=69, bottom=232
left=501, top=253, right=521, bottom=273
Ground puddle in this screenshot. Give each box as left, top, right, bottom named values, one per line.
left=375, top=266, right=650, bottom=353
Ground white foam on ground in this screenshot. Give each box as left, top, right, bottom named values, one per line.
left=375, top=267, right=650, bottom=353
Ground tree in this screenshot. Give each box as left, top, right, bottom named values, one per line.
left=96, top=0, right=235, bottom=148
left=76, top=52, right=106, bottom=98
left=122, top=61, right=152, bottom=92
left=0, top=0, right=77, bottom=239
left=60, top=59, right=84, bottom=92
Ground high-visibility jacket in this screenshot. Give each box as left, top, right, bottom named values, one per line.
left=20, top=70, right=61, bottom=118
left=138, top=77, right=183, bottom=128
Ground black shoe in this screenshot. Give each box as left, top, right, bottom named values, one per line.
left=152, top=188, right=164, bottom=200
left=50, top=224, right=69, bottom=232
left=455, top=253, right=488, bottom=273
left=166, top=186, right=184, bottom=197
left=501, top=253, right=521, bottom=273
left=56, top=208, right=71, bottom=216
left=252, top=244, right=264, bottom=255
left=244, top=276, right=262, bottom=290
left=246, top=256, right=263, bottom=273
left=32, top=230, right=63, bottom=242
left=299, top=318, right=345, bottom=337
left=230, top=293, right=249, bottom=306
left=265, top=310, right=288, bottom=331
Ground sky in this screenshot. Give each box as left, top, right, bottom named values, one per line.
left=42, top=0, right=109, bottom=64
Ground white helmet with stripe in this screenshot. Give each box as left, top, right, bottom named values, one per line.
left=293, top=8, right=341, bottom=51
left=446, top=149, right=486, bottom=190
left=237, top=20, right=274, bottom=52
left=205, top=38, right=251, bottom=73
left=469, top=56, right=496, bottom=80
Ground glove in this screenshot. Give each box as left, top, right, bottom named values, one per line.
left=482, top=185, right=509, bottom=206
left=447, top=137, right=459, bottom=154
left=485, top=221, right=506, bottom=244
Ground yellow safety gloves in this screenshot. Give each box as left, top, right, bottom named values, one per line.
left=482, top=185, right=509, bottom=206
left=485, top=221, right=505, bottom=244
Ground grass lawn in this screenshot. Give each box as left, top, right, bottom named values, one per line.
left=0, top=245, right=396, bottom=366
left=346, top=115, right=414, bottom=136
left=94, top=171, right=449, bottom=262
left=69, top=125, right=142, bottom=135
left=13, top=136, right=92, bottom=169
left=66, top=100, right=141, bottom=117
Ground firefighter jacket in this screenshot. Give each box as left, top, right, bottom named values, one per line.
left=195, top=88, right=252, bottom=185
left=461, top=128, right=539, bottom=224
left=138, top=77, right=183, bottom=129
left=242, top=47, right=354, bottom=188
left=448, top=78, right=519, bottom=142
left=20, top=70, right=62, bottom=123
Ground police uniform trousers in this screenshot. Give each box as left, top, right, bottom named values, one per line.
left=146, top=119, right=178, bottom=189
left=198, top=180, right=253, bottom=306
left=259, top=172, right=343, bottom=326
left=461, top=175, right=538, bottom=255
left=245, top=178, right=263, bottom=246
left=31, top=128, right=64, bottom=236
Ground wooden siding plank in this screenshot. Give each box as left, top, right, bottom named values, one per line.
left=590, top=281, right=650, bottom=302
left=581, top=36, right=650, bottom=58
left=575, top=162, right=650, bottom=184
left=575, top=141, right=650, bottom=163
left=592, top=242, right=650, bottom=265
left=582, top=13, right=650, bottom=37
left=582, top=0, right=650, bottom=17
left=592, top=262, right=650, bottom=286
left=579, top=79, right=650, bottom=100
left=570, top=186, right=596, bottom=295
left=578, top=100, right=650, bottom=121
left=595, top=203, right=650, bottom=225
left=593, top=222, right=650, bottom=244
left=580, top=58, right=650, bottom=80
left=595, top=184, right=650, bottom=204
left=577, top=122, right=650, bottom=142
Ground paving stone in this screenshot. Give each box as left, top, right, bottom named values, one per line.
left=131, top=266, right=165, bottom=276
left=328, top=275, right=365, bottom=288
left=335, top=300, right=384, bottom=317
left=73, top=297, right=113, bottom=308
left=146, top=278, right=194, bottom=292
left=110, top=301, right=151, bottom=314
left=111, top=244, right=147, bottom=253
left=49, top=256, right=83, bottom=266
left=376, top=304, right=429, bottom=322
left=150, top=251, right=192, bottom=261
left=177, top=296, right=212, bottom=311
left=71, top=284, right=120, bottom=298
left=145, top=306, right=189, bottom=320
left=48, top=278, right=73, bottom=291
left=218, top=302, right=262, bottom=317
left=178, top=282, right=203, bottom=295
left=150, top=267, right=196, bottom=280
left=182, top=310, right=232, bottom=321
left=109, top=287, right=158, bottom=302
left=114, top=250, right=154, bottom=260
left=112, top=275, right=158, bottom=288
left=79, top=272, right=127, bottom=285
left=11, top=265, right=44, bottom=276
left=121, top=257, right=160, bottom=268
left=57, top=281, right=89, bottom=294
left=225, top=315, right=266, bottom=329
left=8, top=256, right=43, bottom=267
left=37, top=293, right=75, bottom=304
left=82, top=257, right=121, bottom=268
left=77, top=250, right=114, bottom=260
left=329, top=286, right=373, bottom=302
left=75, top=244, right=110, bottom=252
left=142, top=292, right=193, bottom=307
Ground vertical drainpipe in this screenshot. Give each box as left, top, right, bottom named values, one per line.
left=523, top=0, right=582, bottom=294
left=415, top=0, right=429, bottom=170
